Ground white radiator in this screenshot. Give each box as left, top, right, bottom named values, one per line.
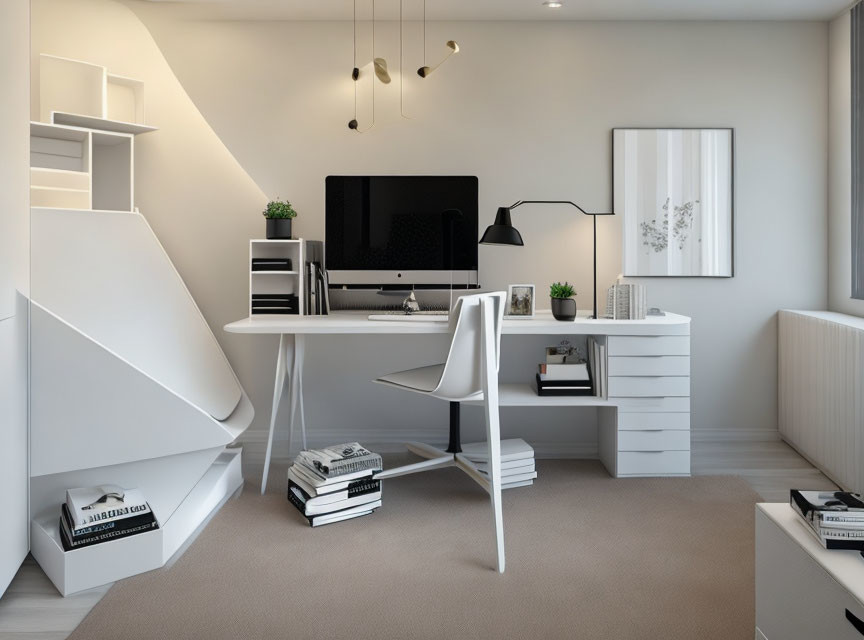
left=778, top=310, right=864, bottom=492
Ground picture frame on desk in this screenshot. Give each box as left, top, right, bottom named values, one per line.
left=506, top=284, right=535, bottom=318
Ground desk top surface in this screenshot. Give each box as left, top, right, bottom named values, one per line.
left=224, top=310, right=691, bottom=336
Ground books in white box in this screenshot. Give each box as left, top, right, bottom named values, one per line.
left=61, top=485, right=158, bottom=551
left=66, top=485, right=151, bottom=528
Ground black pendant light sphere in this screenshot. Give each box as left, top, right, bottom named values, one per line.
left=479, top=207, right=524, bottom=246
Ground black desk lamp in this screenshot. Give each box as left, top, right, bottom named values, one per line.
left=480, top=200, right=614, bottom=319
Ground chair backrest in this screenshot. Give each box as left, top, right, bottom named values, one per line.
left=433, top=291, right=506, bottom=400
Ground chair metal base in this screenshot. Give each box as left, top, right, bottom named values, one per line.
left=374, top=442, right=491, bottom=495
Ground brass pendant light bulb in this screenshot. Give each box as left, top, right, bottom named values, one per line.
left=417, top=40, right=459, bottom=78
left=373, top=58, right=391, bottom=84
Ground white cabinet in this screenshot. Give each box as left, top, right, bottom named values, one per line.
left=756, top=503, right=864, bottom=640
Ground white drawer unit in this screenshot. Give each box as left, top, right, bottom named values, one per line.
left=608, top=355, right=690, bottom=376
left=598, top=330, right=691, bottom=478
left=617, top=430, right=690, bottom=452
left=614, top=396, right=691, bottom=413
left=616, top=451, right=690, bottom=476
left=608, top=376, right=690, bottom=397
left=618, top=412, right=690, bottom=430
left=756, top=503, right=864, bottom=640
left=607, top=335, right=690, bottom=356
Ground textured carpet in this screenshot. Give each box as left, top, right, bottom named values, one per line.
left=67, top=460, right=760, bottom=640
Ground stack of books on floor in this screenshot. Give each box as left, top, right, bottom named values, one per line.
left=60, top=485, right=159, bottom=551
left=461, top=438, right=537, bottom=489
left=791, top=489, right=864, bottom=550
left=287, top=442, right=383, bottom=527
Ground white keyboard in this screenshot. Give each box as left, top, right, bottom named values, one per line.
left=368, top=313, right=450, bottom=322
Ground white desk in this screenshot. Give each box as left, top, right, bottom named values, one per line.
left=225, top=311, right=691, bottom=492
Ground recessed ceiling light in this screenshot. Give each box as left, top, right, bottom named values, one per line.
left=543, top=1, right=563, bottom=7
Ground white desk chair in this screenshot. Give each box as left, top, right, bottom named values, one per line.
left=374, top=291, right=508, bottom=573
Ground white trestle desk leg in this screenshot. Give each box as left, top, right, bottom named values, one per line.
left=295, top=334, right=307, bottom=451
left=481, top=297, right=505, bottom=574
left=262, top=334, right=294, bottom=495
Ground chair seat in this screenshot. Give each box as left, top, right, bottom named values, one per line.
left=376, top=363, right=445, bottom=393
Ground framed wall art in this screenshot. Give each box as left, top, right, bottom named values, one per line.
left=613, top=128, right=734, bottom=277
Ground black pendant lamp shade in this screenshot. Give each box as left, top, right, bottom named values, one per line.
left=479, top=207, right=524, bottom=246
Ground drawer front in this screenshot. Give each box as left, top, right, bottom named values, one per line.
left=618, top=412, right=691, bottom=430
left=608, top=356, right=690, bottom=377
left=616, top=451, right=690, bottom=475
left=608, top=376, right=690, bottom=397
left=756, top=511, right=864, bottom=640
left=615, top=396, right=691, bottom=413
left=607, top=336, right=690, bottom=356
left=617, top=430, right=690, bottom=452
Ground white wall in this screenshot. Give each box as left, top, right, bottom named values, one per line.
left=0, top=0, right=30, bottom=597
left=126, top=11, right=828, bottom=452
left=828, top=10, right=864, bottom=318
left=33, top=3, right=830, bottom=463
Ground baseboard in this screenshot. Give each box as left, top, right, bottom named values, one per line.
left=690, top=428, right=781, bottom=443
left=237, top=430, right=599, bottom=465
left=238, top=427, right=781, bottom=466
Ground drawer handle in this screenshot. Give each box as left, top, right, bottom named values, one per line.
left=846, top=609, right=864, bottom=635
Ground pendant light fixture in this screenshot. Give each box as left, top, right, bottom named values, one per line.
left=416, top=0, right=459, bottom=78
left=349, top=0, right=391, bottom=131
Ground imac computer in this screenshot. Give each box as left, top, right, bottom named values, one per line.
left=325, top=176, right=479, bottom=288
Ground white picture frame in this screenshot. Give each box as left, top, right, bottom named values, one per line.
left=613, top=128, right=734, bottom=277
left=506, top=284, right=535, bottom=318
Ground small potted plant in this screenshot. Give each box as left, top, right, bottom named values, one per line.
left=263, top=199, right=297, bottom=239
left=549, top=282, right=577, bottom=321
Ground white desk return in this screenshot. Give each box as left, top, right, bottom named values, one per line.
left=224, top=311, right=692, bottom=492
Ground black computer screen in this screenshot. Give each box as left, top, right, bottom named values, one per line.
left=325, top=176, right=479, bottom=271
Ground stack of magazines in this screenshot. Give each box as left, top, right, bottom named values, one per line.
left=791, top=489, right=864, bottom=550
left=461, top=439, right=537, bottom=489
left=60, top=485, right=159, bottom=551
left=287, top=443, right=383, bottom=527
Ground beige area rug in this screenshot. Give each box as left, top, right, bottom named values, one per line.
left=68, top=461, right=760, bottom=640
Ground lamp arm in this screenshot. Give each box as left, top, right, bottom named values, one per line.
left=503, top=199, right=614, bottom=319
left=508, top=200, right=613, bottom=216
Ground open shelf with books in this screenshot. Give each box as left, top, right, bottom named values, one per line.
left=249, top=239, right=324, bottom=316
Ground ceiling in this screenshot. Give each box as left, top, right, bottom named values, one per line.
left=140, top=0, right=851, bottom=22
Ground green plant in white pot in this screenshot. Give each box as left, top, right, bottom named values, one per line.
left=549, top=282, right=577, bottom=321
left=263, top=199, right=297, bottom=239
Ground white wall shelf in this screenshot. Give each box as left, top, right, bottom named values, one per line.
left=30, top=122, right=135, bottom=212
left=39, top=54, right=155, bottom=134
left=51, top=111, right=157, bottom=135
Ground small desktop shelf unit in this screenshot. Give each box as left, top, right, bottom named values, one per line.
left=249, top=239, right=324, bottom=316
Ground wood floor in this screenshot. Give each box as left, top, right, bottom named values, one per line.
left=0, top=440, right=839, bottom=640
